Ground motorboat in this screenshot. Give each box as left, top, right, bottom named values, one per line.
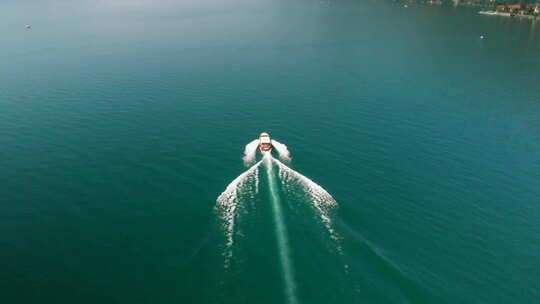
left=259, top=132, right=272, bottom=152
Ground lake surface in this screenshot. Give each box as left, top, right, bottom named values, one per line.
left=2, top=0, right=539, bottom=303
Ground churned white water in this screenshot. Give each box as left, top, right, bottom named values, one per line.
left=243, top=139, right=260, bottom=166
left=271, top=139, right=291, bottom=162
left=217, top=137, right=343, bottom=278
left=264, top=153, right=299, bottom=304
left=216, top=161, right=261, bottom=266
left=274, top=158, right=342, bottom=252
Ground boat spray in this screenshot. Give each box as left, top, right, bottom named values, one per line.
left=271, top=139, right=291, bottom=162
left=216, top=134, right=343, bottom=300
left=216, top=161, right=261, bottom=267
left=243, top=139, right=260, bottom=166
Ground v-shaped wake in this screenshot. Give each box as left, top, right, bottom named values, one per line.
left=216, top=133, right=342, bottom=303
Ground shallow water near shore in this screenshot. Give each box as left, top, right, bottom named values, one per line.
left=2, top=1, right=540, bottom=303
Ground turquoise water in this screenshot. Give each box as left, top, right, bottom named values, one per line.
left=2, top=0, right=540, bottom=303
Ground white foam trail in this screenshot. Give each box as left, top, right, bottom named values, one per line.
left=254, top=167, right=260, bottom=195
left=243, top=139, right=260, bottom=166
left=264, top=153, right=299, bottom=304
left=271, top=139, right=291, bottom=162
left=274, top=158, right=342, bottom=253
left=216, top=161, right=262, bottom=266
left=274, top=158, right=336, bottom=209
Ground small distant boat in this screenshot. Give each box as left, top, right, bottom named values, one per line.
left=259, top=132, right=272, bottom=152
left=25, top=24, right=31, bottom=29
left=479, top=10, right=497, bottom=16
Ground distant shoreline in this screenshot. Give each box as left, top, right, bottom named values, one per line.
left=479, top=10, right=540, bottom=20
left=396, top=1, right=540, bottom=20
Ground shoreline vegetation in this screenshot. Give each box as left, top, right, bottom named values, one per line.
left=394, top=0, right=540, bottom=19
left=478, top=4, right=540, bottom=19
left=479, top=9, right=539, bottom=19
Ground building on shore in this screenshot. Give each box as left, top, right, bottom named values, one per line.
left=497, top=4, right=523, bottom=11
left=495, top=4, right=540, bottom=16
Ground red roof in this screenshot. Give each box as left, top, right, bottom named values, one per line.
left=498, top=4, right=523, bottom=9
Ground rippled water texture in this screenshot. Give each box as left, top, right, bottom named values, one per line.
left=2, top=0, right=539, bottom=303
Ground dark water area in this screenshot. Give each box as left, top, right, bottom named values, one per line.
left=1, top=0, right=539, bottom=303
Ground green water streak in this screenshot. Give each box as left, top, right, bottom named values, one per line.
left=264, top=154, right=299, bottom=304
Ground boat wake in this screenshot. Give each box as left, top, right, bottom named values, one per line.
left=271, top=139, right=291, bottom=162
left=274, top=158, right=343, bottom=254
left=216, top=161, right=261, bottom=267
left=243, top=139, right=260, bottom=166
left=264, top=152, right=299, bottom=304
left=216, top=134, right=343, bottom=300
